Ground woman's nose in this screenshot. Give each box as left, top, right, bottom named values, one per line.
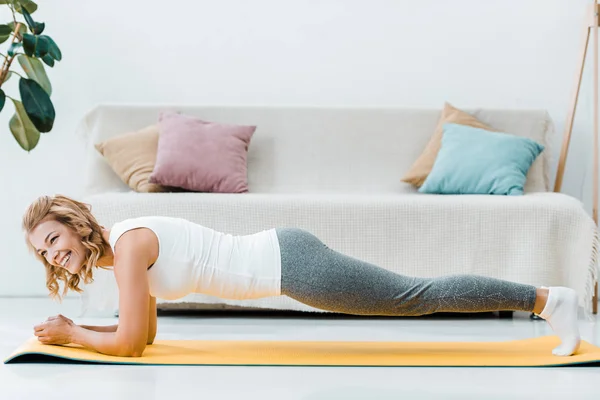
left=50, top=251, right=59, bottom=266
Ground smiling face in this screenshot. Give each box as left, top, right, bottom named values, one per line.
left=27, top=217, right=88, bottom=275
left=22, top=194, right=111, bottom=301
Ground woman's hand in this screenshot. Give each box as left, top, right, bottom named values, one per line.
left=33, top=314, right=75, bottom=345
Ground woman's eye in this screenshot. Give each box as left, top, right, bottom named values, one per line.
left=51, top=236, right=57, bottom=244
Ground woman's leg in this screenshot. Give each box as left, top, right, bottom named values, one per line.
left=276, top=228, right=537, bottom=316
left=276, top=228, right=580, bottom=355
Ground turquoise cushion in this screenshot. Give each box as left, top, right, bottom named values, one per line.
left=419, top=123, right=544, bottom=195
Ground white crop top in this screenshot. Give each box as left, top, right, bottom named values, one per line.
left=108, top=216, right=282, bottom=301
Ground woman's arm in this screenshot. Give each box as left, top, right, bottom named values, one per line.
left=69, top=229, right=156, bottom=357
left=79, top=295, right=156, bottom=343
left=148, top=295, right=157, bottom=344
left=79, top=324, right=118, bottom=333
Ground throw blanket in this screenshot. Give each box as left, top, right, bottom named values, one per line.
left=80, top=192, right=599, bottom=319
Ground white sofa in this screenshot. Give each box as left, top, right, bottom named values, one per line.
left=75, top=104, right=599, bottom=317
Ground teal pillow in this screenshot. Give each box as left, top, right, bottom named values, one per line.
left=419, top=123, right=544, bottom=195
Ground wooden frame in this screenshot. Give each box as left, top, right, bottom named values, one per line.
left=554, top=1, right=599, bottom=314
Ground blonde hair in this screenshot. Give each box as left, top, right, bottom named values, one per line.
left=22, top=194, right=110, bottom=301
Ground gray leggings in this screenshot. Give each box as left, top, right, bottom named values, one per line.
left=276, top=228, right=537, bottom=316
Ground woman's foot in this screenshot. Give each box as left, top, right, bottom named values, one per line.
left=536, top=286, right=581, bottom=356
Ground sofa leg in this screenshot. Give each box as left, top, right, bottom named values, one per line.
left=530, top=313, right=543, bottom=320
left=594, top=281, right=598, bottom=315
left=498, top=311, right=513, bottom=319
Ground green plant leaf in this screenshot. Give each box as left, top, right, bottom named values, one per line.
left=22, top=7, right=35, bottom=30
left=0, top=88, right=5, bottom=113
left=41, top=36, right=61, bottom=61
left=20, top=8, right=44, bottom=34
left=0, top=24, right=11, bottom=44
left=15, top=0, right=38, bottom=14
left=32, top=21, right=44, bottom=34
left=8, top=42, right=22, bottom=57
left=9, top=98, right=40, bottom=151
left=41, top=54, right=54, bottom=67
left=36, top=36, right=50, bottom=57
left=21, top=33, right=35, bottom=56
left=22, top=33, right=49, bottom=58
left=17, top=54, right=51, bottom=95
left=19, top=77, right=55, bottom=132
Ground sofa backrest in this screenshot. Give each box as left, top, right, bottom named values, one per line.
left=77, top=104, right=553, bottom=195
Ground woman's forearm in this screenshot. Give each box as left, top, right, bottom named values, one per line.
left=69, top=325, right=145, bottom=357
left=79, top=324, right=155, bottom=344
left=79, top=324, right=118, bottom=333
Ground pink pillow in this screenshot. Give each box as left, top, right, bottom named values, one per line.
left=149, top=111, right=256, bottom=193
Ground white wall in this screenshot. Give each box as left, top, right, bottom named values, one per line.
left=0, top=0, right=595, bottom=296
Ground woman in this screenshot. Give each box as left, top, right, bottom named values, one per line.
left=24, top=195, right=581, bottom=358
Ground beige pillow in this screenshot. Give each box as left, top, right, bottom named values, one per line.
left=401, top=102, right=495, bottom=187
left=95, top=125, right=168, bottom=193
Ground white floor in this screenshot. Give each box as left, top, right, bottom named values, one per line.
left=0, top=298, right=599, bottom=400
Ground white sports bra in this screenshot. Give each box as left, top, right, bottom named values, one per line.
left=108, top=216, right=282, bottom=301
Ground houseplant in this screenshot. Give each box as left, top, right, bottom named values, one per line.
left=0, top=0, right=61, bottom=151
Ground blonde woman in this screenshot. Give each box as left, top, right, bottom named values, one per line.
left=24, top=195, right=581, bottom=358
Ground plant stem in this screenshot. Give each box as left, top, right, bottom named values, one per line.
left=0, top=22, right=23, bottom=88
left=9, top=1, right=18, bottom=27
left=9, top=70, right=25, bottom=79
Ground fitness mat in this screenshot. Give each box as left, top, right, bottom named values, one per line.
left=4, top=335, right=600, bottom=367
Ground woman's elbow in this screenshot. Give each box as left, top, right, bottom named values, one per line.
left=117, top=339, right=147, bottom=357
left=128, top=349, right=145, bottom=358
left=123, top=345, right=146, bottom=358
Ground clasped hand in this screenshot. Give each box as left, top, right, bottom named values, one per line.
left=33, top=314, right=75, bottom=345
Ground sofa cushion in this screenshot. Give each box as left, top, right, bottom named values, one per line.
left=78, top=105, right=553, bottom=196
left=402, top=102, right=495, bottom=187
left=94, top=125, right=168, bottom=193
left=148, top=111, right=256, bottom=193
left=419, top=123, right=544, bottom=195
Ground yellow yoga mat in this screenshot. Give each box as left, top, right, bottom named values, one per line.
left=4, top=335, right=600, bottom=367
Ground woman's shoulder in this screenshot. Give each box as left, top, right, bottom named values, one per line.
left=109, top=215, right=194, bottom=253
left=110, top=216, right=175, bottom=237
left=110, top=219, right=160, bottom=267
